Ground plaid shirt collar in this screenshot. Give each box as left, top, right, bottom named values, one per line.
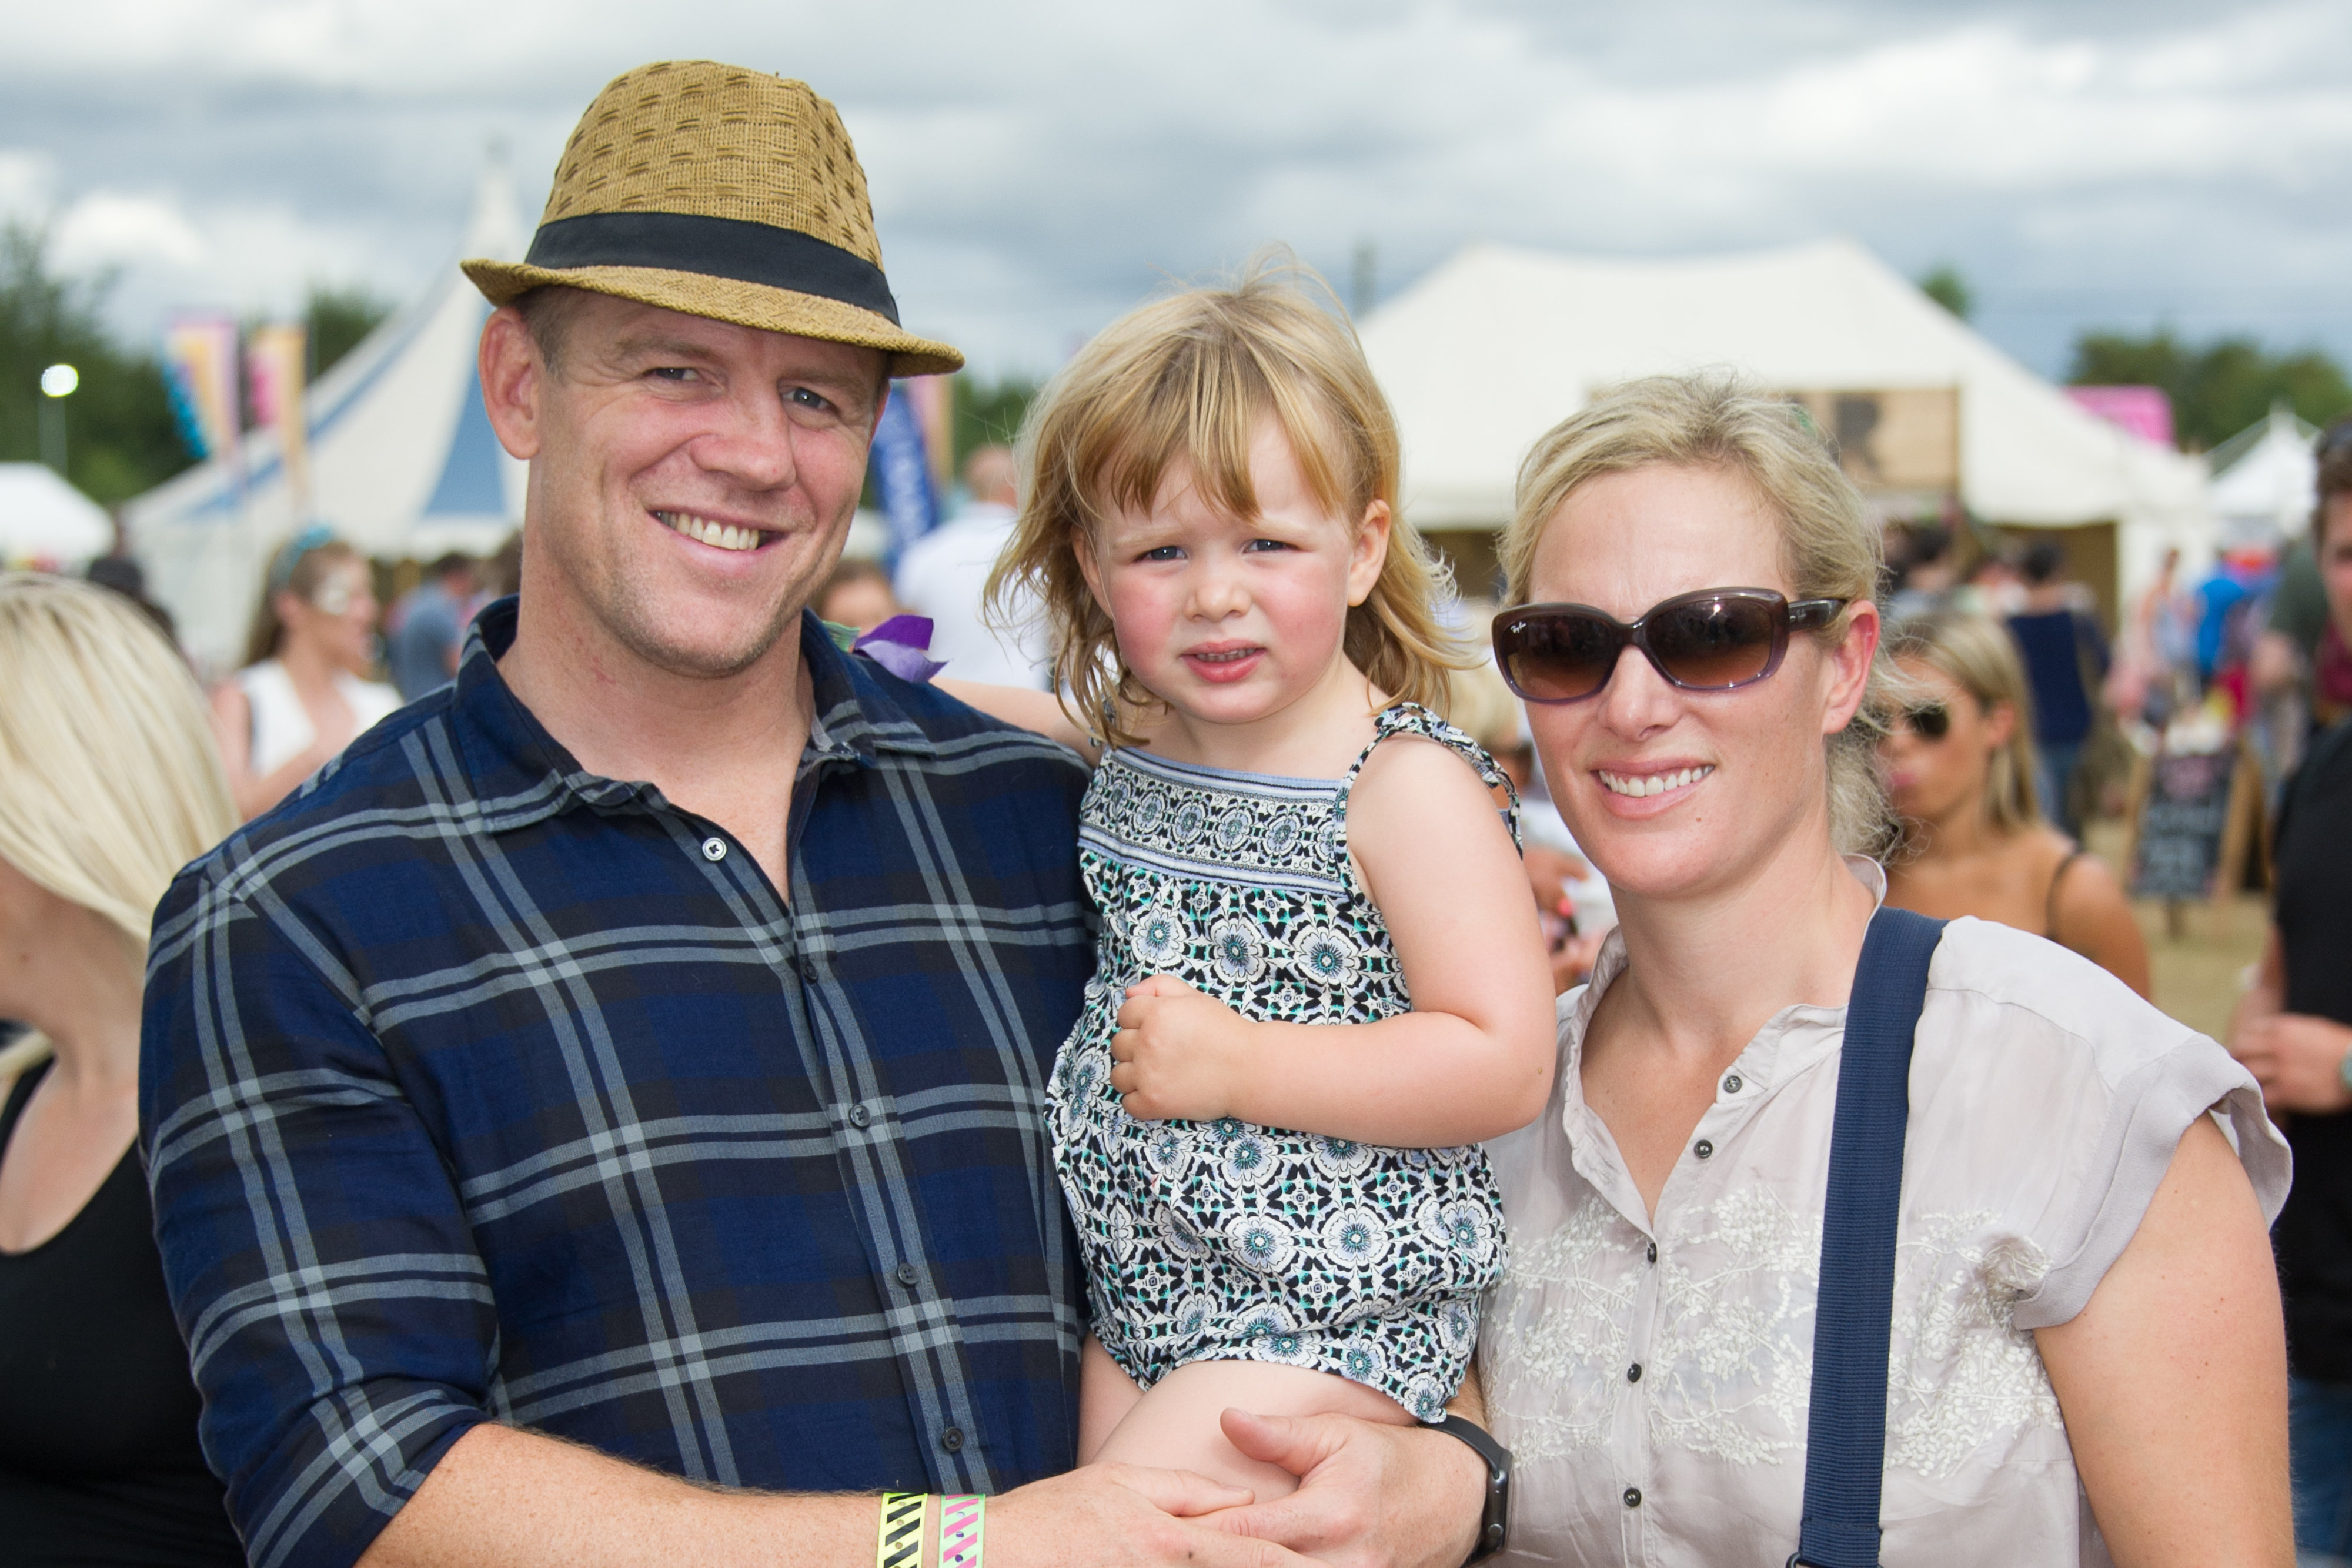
left=450, top=594, right=940, bottom=835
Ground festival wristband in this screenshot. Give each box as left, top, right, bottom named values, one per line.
left=877, top=1492, right=927, bottom=1568
left=938, top=1493, right=985, bottom=1568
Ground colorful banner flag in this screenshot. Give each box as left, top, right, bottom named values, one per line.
left=246, top=322, right=309, bottom=514
left=870, top=379, right=938, bottom=560
left=162, top=315, right=240, bottom=462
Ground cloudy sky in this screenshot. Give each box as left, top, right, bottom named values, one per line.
left=4, top=0, right=2349, bottom=383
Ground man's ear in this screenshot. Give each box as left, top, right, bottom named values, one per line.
left=1347, top=499, right=1393, bottom=609
left=479, top=307, right=546, bottom=461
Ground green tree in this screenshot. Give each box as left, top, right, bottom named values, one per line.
left=953, top=375, right=1040, bottom=471
left=304, top=283, right=392, bottom=380
left=2068, top=327, right=2352, bottom=452
left=0, top=223, right=189, bottom=505
left=1919, top=265, right=1973, bottom=320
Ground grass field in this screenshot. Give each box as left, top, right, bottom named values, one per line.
left=2083, top=820, right=2269, bottom=1042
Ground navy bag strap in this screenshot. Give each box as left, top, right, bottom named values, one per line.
left=1790, top=906, right=1948, bottom=1568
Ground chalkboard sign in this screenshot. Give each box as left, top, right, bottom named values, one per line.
left=2131, top=748, right=2236, bottom=900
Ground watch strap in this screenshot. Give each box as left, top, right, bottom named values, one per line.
left=1430, top=1413, right=1512, bottom=1565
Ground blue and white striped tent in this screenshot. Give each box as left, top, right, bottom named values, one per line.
left=127, top=163, right=527, bottom=673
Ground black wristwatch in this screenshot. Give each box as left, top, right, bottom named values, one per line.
left=1431, top=1413, right=1512, bottom=1564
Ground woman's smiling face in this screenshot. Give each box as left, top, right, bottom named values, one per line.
left=1521, top=461, right=1876, bottom=904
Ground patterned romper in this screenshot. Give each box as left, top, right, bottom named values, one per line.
left=1049, top=704, right=1515, bottom=1423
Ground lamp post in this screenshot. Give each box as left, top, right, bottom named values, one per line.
left=38, top=363, right=78, bottom=479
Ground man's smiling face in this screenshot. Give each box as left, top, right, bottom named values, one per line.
left=516, top=290, right=887, bottom=680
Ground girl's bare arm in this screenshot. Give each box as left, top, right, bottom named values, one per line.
left=1110, top=738, right=1558, bottom=1146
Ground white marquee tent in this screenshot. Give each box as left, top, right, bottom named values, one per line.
left=2206, top=404, right=2318, bottom=546
left=0, top=463, right=113, bottom=569
left=126, top=165, right=529, bottom=671
left=1359, top=239, right=2213, bottom=603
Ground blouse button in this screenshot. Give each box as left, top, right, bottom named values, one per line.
left=1694, top=1139, right=1715, bottom=1159
left=1645, top=1240, right=1657, bottom=1265
left=1722, top=1074, right=1743, bottom=1094
left=700, top=836, right=727, bottom=861
left=1623, top=1486, right=1642, bottom=1509
left=1626, top=1362, right=1642, bottom=1383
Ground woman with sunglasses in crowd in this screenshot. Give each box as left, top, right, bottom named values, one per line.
left=1472, top=374, right=2290, bottom=1564
left=1878, top=610, right=2151, bottom=997
left=211, top=527, right=402, bottom=820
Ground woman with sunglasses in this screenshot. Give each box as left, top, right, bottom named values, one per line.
left=1879, top=611, right=2150, bottom=997
left=1474, top=374, right=2289, bottom=1564
left=211, top=528, right=402, bottom=820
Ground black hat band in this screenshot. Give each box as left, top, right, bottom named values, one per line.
left=523, top=210, right=901, bottom=325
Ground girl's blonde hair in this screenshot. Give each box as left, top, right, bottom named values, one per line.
left=1500, top=372, right=1900, bottom=858
left=1887, top=610, right=2044, bottom=837
left=988, top=255, right=1468, bottom=745
left=0, top=574, right=239, bottom=1078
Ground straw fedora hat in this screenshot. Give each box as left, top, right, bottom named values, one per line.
left=463, top=61, right=961, bottom=377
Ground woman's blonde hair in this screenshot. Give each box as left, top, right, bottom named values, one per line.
left=988, top=255, right=1469, bottom=745
left=1887, top=610, right=2044, bottom=837
left=244, top=531, right=364, bottom=667
left=0, top=574, right=239, bottom=1077
left=1499, top=372, right=1899, bottom=857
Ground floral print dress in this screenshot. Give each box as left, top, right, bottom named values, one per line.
left=1049, top=704, right=1515, bottom=1422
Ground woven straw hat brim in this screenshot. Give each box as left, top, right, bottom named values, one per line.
left=462, top=258, right=963, bottom=379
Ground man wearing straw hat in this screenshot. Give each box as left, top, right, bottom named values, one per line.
left=141, top=62, right=1493, bottom=1568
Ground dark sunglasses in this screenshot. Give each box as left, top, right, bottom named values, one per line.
left=1896, top=703, right=1952, bottom=740
left=1491, top=589, right=1847, bottom=705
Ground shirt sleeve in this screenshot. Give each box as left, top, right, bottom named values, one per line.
left=1913, top=919, right=2290, bottom=1333
left=141, top=862, right=494, bottom=1568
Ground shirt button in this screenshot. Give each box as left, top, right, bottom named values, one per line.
left=1623, top=1486, right=1642, bottom=1508
left=940, top=1426, right=965, bottom=1453
left=847, top=1102, right=871, bottom=1129
left=1627, top=1362, right=1642, bottom=1383
left=700, top=836, right=727, bottom=862
left=796, top=955, right=818, bottom=982
left=896, top=1262, right=920, bottom=1288
left=1723, top=1074, right=1743, bottom=1094
left=1694, top=1138, right=1715, bottom=1159
left=1645, top=1240, right=1658, bottom=1265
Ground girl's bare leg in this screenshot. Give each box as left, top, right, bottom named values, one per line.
left=1090, top=1359, right=1415, bottom=1497
left=1077, top=1335, right=1146, bottom=1463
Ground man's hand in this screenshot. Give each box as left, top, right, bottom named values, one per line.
left=2231, top=1012, right=2352, bottom=1115
left=989, top=1461, right=1312, bottom=1568
left=1110, top=975, right=1259, bottom=1122
left=1202, top=1410, right=1486, bottom=1568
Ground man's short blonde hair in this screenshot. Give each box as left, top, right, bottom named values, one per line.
left=0, top=574, right=238, bottom=1076
left=988, top=256, right=1468, bottom=744
left=1501, top=372, right=1899, bottom=857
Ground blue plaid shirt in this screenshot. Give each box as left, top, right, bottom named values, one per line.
left=141, top=600, right=1095, bottom=1568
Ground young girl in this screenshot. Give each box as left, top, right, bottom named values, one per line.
left=948, top=263, right=1558, bottom=1496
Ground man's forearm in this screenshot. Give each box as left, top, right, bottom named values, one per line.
left=359, top=1423, right=877, bottom=1568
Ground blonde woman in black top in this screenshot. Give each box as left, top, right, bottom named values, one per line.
left=1879, top=610, right=2151, bottom=997
left=0, top=574, right=243, bottom=1564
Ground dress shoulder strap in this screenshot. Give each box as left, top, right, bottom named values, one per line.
left=1336, top=703, right=1522, bottom=854
left=2044, top=848, right=2086, bottom=941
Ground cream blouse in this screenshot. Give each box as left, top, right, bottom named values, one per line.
left=1480, top=861, right=2289, bottom=1566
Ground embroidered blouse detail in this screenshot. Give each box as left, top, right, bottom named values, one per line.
left=1478, top=862, right=2290, bottom=1566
